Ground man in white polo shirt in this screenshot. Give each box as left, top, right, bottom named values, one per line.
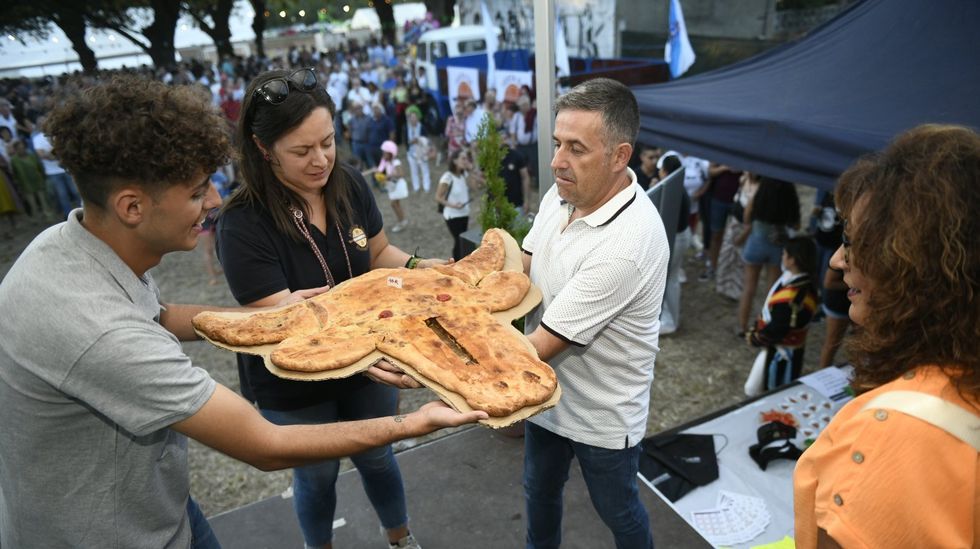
left=521, top=78, right=669, bottom=549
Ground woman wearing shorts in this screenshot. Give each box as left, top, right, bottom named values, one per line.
left=735, top=177, right=800, bottom=336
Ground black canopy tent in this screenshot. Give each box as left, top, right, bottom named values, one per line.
left=632, top=0, right=980, bottom=191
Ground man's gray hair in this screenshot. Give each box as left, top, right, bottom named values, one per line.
left=554, top=77, right=639, bottom=149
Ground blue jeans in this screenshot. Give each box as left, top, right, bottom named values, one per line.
left=46, top=172, right=80, bottom=220
left=187, top=496, right=222, bottom=549
left=365, top=145, right=382, bottom=170
left=352, top=141, right=371, bottom=170
left=742, top=228, right=783, bottom=265
left=259, top=383, right=406, bottom=547
left=708, top=198, right=733, bottom=234
left=524, top=422, right=654, bottom=549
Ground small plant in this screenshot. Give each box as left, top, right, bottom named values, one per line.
left=474, top=113, right=531, bottom=244
left=473, top=113, right=533, bottom=332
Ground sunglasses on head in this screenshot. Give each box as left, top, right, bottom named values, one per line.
left=254, top=68, right=318, bottom=105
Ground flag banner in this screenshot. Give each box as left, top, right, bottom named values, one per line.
left=555, top=18, right=571, bottom=78
left=665, top=0, right=696, bottom=78
left=447, top=66, right=481, bottom=103
left=495, top=70, right=533, bottom=103
left=481, top=1, right=498, bottom=84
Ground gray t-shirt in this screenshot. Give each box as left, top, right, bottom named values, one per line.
left=0, top=210, right=216, bottom=548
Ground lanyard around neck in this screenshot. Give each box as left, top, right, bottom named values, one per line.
left=289, top=206, right=354, bottom=288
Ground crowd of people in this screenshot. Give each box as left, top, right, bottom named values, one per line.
left=0, top=24, right=977, bottom=549
left=627, top=143, right=849, bottom=395
left=0, top=35, right=540, bottom=253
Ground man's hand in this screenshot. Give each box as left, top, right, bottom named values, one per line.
left=412, top=401, right=488, bottom=428
left=365, top=360, right=424, bottom=389
left=274, top=285, right=330, bottom=307
left=416, top=257, right=453, bottom=269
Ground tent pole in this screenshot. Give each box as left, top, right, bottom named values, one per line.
left=532, top=0, right=556, bottom=199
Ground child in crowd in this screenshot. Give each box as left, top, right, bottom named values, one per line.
left=364, top=140, right=409, bottom=232
left=8, top=139, right=50, bottom=222
left=744, top=236, right=819, bottom=396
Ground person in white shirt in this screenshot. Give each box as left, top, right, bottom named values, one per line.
left=346, top=77, right=373, bottom=116
left=435, top=148, right=480, bottom=260
left=521, top=78, right=668, bottom=549
left=327, top=67, right=349, bottom=111
left=682, top=153, right=710, bottom=251
left=503, top=103, right=520, bottom=147
left=0, top=100, right=17, bottom=137
left=462, top=99, right=485, bottom=147
left=515, top=95, right=539, bottom=188
left=32, top=115, right=81, bottom=220
left=369, top=78, right=670, bottom=549
left=404, top=106, right=432, bottom=193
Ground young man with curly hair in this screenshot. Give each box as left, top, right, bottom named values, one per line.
left=0, top=75, right=486, bottom=549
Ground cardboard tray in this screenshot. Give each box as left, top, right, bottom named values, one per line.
left=195, top=230, right=556, bottom=428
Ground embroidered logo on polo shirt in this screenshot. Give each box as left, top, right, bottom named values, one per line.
left=349, top=226, right=368, bottom=249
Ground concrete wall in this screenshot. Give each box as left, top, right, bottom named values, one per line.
left=618, top=0, right=849, bottom=75
left=620, top=0, right=773, bottom=42
left=620, top=0, right=850, bottom=43
left=457, top=0, right=618, bottom=59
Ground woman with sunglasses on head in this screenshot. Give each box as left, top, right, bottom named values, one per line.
left=216, top=68, right=439, bottom=549
left=793, top=125, right=980, bottom=549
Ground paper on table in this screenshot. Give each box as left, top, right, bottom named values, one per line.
left=799, top=365, right=854, bottom=402
left=690, top=490, right=771, bottom=546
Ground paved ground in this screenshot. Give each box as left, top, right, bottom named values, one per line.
left=0, top=155, right=826, bottom=521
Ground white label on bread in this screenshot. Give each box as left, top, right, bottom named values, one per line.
left=387, top=276, right=403, bottom=289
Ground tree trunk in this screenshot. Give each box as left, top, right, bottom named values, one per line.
left=211, top=0, right=234, bottom=58
left=143, top=0, right=181, bottom=68
left=189, top=0, right=235, bottom=59
left=250, top=0, right=266, bottom=58
left=54, top=10, right=98, bottom=72
left=374, top=2, right=396, bottom=45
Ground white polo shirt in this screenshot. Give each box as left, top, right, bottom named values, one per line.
left=522, top=169, right=669, bottom=449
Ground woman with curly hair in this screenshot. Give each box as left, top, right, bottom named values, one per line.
left=794, top=124, right=980, bottom=548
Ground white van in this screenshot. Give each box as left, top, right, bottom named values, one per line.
left=414, top=25, right=498, bottom=94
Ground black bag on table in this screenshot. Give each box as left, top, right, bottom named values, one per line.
left=639, top=433, right=719, bottom=502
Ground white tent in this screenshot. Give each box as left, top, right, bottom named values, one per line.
left=349, top=3, right=428, bottom=31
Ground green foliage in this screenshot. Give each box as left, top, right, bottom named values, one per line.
left=0, top=5, right=51, bottom=41
left=473, top=113, right=531, bottom=334
left=474, top=113, right=532, bottom=245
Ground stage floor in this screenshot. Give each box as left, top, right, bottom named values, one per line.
left=209, top=426, right=710, bottom=548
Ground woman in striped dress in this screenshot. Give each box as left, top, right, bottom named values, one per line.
left=715, top=172, right=759, bottom=301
